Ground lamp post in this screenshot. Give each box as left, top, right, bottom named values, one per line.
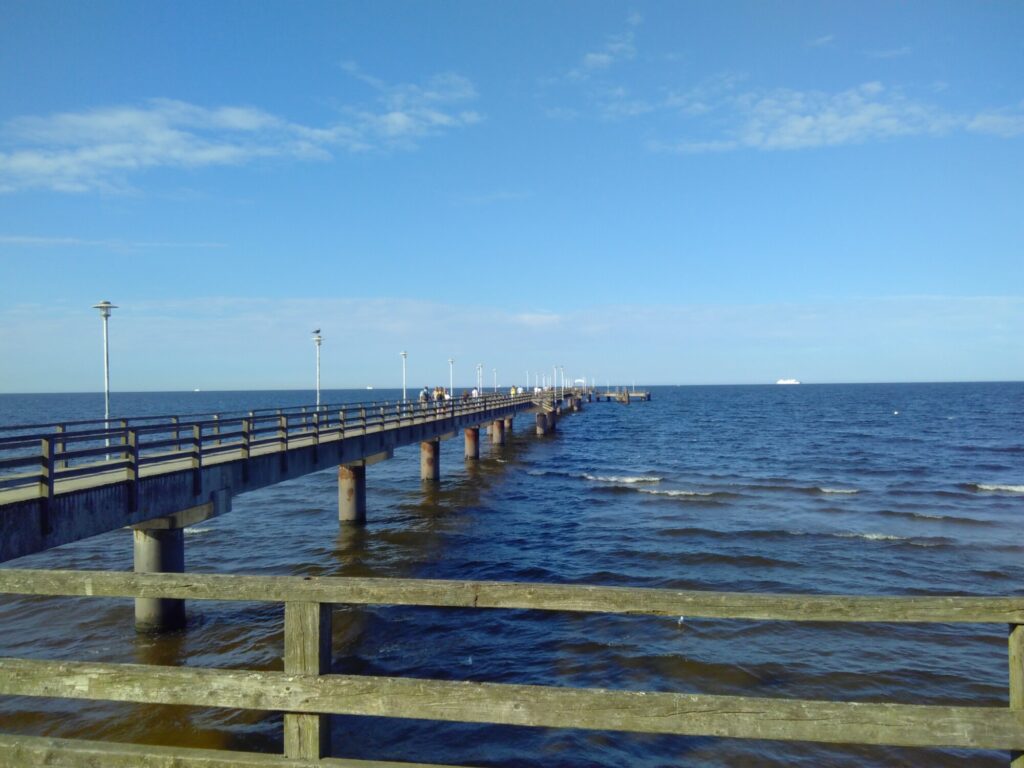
left=448, top=357, right=454, bottom=397
left=476, top=363, right=483, bottom=394
left=493, top=368, right=497, bottom=393
left=312, top=330, right=322, bottom=407
left=92, top=301, right=117, bottom=450
left=401, top=351, right=408, bottom=403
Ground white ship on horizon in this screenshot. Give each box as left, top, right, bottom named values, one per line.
left=776, top=378, right=801, bottom=385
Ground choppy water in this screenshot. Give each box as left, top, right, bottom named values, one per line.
left=1, top=383, right=1022, bottom=766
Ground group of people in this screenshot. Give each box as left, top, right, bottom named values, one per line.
left=419, top=386, right=450, bottom=403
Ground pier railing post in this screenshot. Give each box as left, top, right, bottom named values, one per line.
left=284, top=600, right=332, bottom=759
left=55, top=424, right=67, bottom=470
left=212, top=414, right=221, bottom=447
left=1012, top=624, right=1023, bottom=766
left=126, top=428, right=139, bottom=513
left=171, top=416, right=181, bottom=452
left=190, top=424, right=201, bottom=497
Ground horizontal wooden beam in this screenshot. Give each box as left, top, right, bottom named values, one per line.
left=1, top=569, right=1022, bottom=623
left=0, top=732, right=473, bottom=768
left=1, top=658, right=1021, bottom=750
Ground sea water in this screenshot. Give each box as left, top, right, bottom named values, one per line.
left=0, top=382, right=1021, bottom=766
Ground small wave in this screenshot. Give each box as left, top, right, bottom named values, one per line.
left=834, top=532, right=904, bottom=542
left=583, top=474, right=662, bottom=484
left=184, top=527, right=212, bottom=536
left=877, top=509, right=995, bottom=527
left=819, top=487, right=859, bottom=495
left=964, top=483, right=1024, bottom=494
left=640, top=488, right=714, bottom=497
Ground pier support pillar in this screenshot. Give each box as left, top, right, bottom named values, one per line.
left=491, top=418, right=505, bottom=446
left=464, top=427, right=480, bottom=460
left=420, top=440, right=440, bottom=482
left=133, top=527, right=185, bottom=632
left=535, top=412, right=549, bottom=436
left=504, top=416, right=514, bottom=434
left=338, top=464, right=367, bottom=524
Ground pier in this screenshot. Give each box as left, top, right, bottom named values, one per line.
left=2, top=388, right=1022, bottom=765
left=0, top=392, right=564, bottom=629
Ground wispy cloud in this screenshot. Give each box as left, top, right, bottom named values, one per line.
left=807, top=34, right=834, bottom=48
left=865, top=46, right=912, bottom=59
left=0, top=68, right=480, bottom=194
left=564, top=14, right=641, bottom=82
left=654, top=80, right=1024, bottom=153
left=454, top=190, right=531, bottom=206
left=0, top=235, right=226, bottom=249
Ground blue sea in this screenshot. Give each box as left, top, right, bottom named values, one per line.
left=1, top=383, right=1022, bottom=766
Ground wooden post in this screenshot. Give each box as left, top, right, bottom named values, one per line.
left=338, top=408, right=346, bottom=438
left=191, top=424, right=202, bottom=497
left=55, top=424, right=67, bottom=470
left=126, top=428, right=139, bottom=513
left=212, top=414, right=221, bottom=447
left=171, top=416, right=181, bottom=451
left=284, top=601, right=332, bottom=759
left=1012, top=624, right=1023, bottom=767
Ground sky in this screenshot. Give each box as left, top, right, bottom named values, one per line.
left=1, top=1, right=1022, bottom=392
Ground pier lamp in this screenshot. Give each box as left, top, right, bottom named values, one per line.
left=448, top=358, right=454, bottom=396
left=92, top=300, right=117, bottom=449
left=312, top=330, right=323, bottom=407
left=401, top=351, right=408, bottom=403
left=476, top=363, right=483, bottom=394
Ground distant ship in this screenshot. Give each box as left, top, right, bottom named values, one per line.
left=366, top=385, right=374, bottom=390
left=776, top=378, right=800, bottom=385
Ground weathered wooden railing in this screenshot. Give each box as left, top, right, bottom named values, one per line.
left=0, top=393, right=539, bottom=498
left=0, top=569, right=1022, bottom=766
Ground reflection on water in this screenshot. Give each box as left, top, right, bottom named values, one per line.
left=1, top=384, right=1022, bottom=766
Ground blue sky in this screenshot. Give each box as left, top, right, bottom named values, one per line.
left=1, top=1, right=1021, bottom=391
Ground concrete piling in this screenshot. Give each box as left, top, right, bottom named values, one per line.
left=504, top=416, right=514, bottom=435
left=491, top=418, right=506, bottom=445
left=420, top=440, right=440, bottom=482
left=338, top=464, right=367, bottom=524
left=464, top=427, right=480, bottom=460
left=133, top=527, right=186, bottom=632
left=535, top=412, right=548, bottom=435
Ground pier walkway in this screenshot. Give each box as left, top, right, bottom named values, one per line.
left=0, top=391, right=584, bottom=628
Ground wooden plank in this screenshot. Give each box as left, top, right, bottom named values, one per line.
left=284, top=601, right=332, bottom=760
left=0, top=658, right=1021, bottom=750
left=1012, top=624, right=1024, bottom=767
left=0, top=733, right=474, bottom=768
left=1, top=569, right=1023, bottom=624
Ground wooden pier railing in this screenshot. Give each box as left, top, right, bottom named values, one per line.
left=0, top=569, right=1022, bottom=766
left=0, top=393, right=540, bottom=500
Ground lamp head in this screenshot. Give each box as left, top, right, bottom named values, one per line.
left=92, top=300, right=117, bottom=318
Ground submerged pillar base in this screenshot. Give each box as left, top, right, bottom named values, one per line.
left=133, top=527, right=185, bottom=632
left=464, top=427, right=480, bottom=460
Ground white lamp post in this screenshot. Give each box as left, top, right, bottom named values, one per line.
left=312, top=330, right=322, bottom=407
left=92, top=300, right=117, bottom=449
left=448, top=357, right=454, bottom=396
left=401, top=351, right=408, bottom=403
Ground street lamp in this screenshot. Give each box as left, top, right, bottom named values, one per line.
left=92, top=300, right=117, bottom=449
left=476, top=363, right=483, bottom=394
left=312, top=330, right=323, bottom=407
left=401, top=351, right=408, bottom=403
left=448, top=357, right=454, bottom=396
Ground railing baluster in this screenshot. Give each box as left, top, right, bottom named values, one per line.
left=55, top=424, right=67, bottom=470
left=1012, top=624, right=1023, bottom=767
left=126, top=428, right=139, bottom=512
left=283, top=601, right=332, bottom=759
left=213, top=414, right=221, bottom=447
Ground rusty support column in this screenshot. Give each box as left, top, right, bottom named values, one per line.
left=420, top=439, right=440, bottom=482
left=338, top=464, right=367, bottom=524
left=535, top=412, right=548, bottom=436
left=464, top=427, right=480, bottom=460
left=491, top=418, right=505, bottom=445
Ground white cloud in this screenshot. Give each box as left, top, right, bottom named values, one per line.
left=657, top=80, right=1023, bottom=153
left=808, top=34, right=834, bottom=48
left=0, top=68, right=481, bottom=193
left=565, top=16, right=640, bottom=82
